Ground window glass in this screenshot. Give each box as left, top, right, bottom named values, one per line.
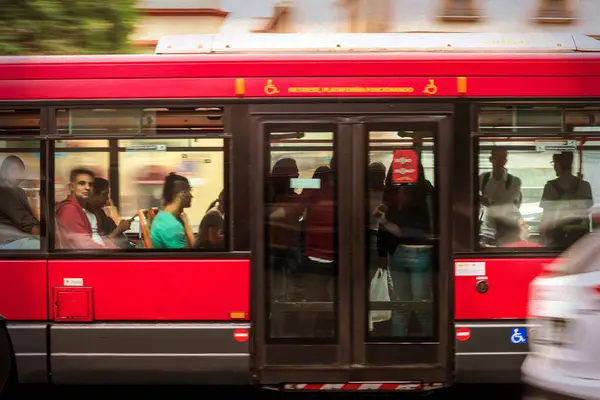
left=0, top=143, right=43, bottom=251
left=53, top=138, right=226, bottom=252
left=56, top=107, right=224, bottom=135
left=266, top=125, right=337, bottom=341
left=0, top=109, right=40, bottom=136
left=477, top=109, right=600, bottom=250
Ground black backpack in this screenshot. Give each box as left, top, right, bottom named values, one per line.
left=481, top=172, right=522, bottom=208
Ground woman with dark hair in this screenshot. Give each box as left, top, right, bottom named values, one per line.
left=150, top=173, right=193, bottom=249
left=0, top=156, right=41, bottom=249
left=86, top=178, right=134, bottom=249
left=196, top=190, right=225, bottom=249
left=377, top=163, right=435, bottom=338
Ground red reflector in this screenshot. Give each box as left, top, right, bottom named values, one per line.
left=456, top=327, right=471, bottom=341
left=233, top=328, right=249, bottom=342
left=591, top=285, right=600, bottom=296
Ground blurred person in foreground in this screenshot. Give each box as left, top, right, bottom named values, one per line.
left=0, top=156, right=41, bottom=249
left=86, top=178, right=134, bottom=249
left=56, top=168, right=119, bottom=249
left=151, top=173, right=193, bottom=249
left=495, top=212, right=540, bottom=248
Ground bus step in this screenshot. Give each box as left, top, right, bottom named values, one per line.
left=273, top=382, right=445, bottom=392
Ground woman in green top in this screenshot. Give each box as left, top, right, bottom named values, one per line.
left=151, top=173, right=193, bottom=249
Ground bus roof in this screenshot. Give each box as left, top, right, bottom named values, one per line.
left=155, top=32, right=600, bottom=55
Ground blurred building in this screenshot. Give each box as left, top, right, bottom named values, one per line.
left=133, top=0, right=229, bottom=52
left=249, top=0, right=600, bottom=37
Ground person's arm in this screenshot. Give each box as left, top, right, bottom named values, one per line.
left=0, top=188, right=40, bottom=235
left=508, top=176, right=522, bottom=204
left=57, top=204, right=106, bottom=249
left=207, top=214, right=225, bottom=245
left=539, top=182, right=555, bottom=245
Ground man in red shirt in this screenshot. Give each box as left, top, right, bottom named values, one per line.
left=56, top=168, right=118, bottom=249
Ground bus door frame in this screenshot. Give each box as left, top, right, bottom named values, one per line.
left=248, top=103, right=454, bottom=386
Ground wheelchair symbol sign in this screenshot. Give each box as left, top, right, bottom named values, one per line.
left=511, top=328, right=527, bottom=344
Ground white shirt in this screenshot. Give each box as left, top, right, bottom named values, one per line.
left=479, top=170, right=522, bottom=240
left=84, top=209, right=105, bottom=246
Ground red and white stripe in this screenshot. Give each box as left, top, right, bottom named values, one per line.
left=284, top=383, right=424, bottom=391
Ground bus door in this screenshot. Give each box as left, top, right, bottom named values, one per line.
left=249, top=104, right=453, bottom=388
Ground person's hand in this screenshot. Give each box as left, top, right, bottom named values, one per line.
left=117, top=219, right=132, bottom=233
left=377, top=257, right=387, bottom=269
left=480, top=196, right=490, bottom=207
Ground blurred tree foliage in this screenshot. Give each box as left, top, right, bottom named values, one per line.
left=0, top=0, right=138, bottom=55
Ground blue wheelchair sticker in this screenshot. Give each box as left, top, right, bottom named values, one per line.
left=510, top=328, right=527, bottom=344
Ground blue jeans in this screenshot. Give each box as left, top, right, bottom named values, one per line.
left=389, top=245, right=433, bottom=337
left=0, top=237, right=40, bottom=250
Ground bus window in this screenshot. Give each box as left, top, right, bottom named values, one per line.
left=477, top=106, right=600, bottom=250
left=52, top=107, right=227, bottom=252
left=265, top=127, right=337, bottom=340
left=0, top=143, right=43, bottom=251
left=117, top=138, right=225, bottom=250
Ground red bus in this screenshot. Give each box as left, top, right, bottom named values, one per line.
left=1, top=32, right=600, bottom=393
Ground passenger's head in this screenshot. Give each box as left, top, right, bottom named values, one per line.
left=88, top=177, right=110, bottom=210
left=367, top=162, right=386, bottom=191
left=312, top=165, right=333, bottom=187
left=0, top=155, right=26, bottom=186
left=552, top=151, right=573, bottom=176
left=207, top=190, right=225, bottom=213
left=490, top=148, right=508, bottom=170
left=495, top=212, right=528, bottom=245
left=162, top=173, right=192, bottom=209
left=69, top=168, right=95, bottom=201
left=270, top=158, right=299, bottom=197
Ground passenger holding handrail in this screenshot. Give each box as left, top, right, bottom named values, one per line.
left=151, top=173, right=193, bottom=249
left=377, top=165, right=434, bottom=338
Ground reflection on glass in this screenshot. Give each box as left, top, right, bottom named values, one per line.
left=478, top=137, right=597, bottom=249
left=117, top=142, right=224, bottom=232
left=56, top=107, right=224, bottom=135
left=0, top=109, right=40, bottom=135
left=367, top=129, right=437, bottom=341
left=0, top=150, right=42, bottom=250
left=266, top=128, right=337, bottom=340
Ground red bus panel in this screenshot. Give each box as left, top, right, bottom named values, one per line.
left=454, top=258, right=552, bottom=320
left=47, top=259, right=250, bottom=321
left=0, top=260, right=47, bottom=320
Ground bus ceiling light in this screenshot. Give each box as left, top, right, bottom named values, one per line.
left=155, top=33, right=600, bottom=55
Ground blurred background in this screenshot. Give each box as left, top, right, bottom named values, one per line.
left=1, top=0, right=599, bottom=56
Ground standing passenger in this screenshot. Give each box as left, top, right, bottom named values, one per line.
left=302, top=163, right=336, bottom=337
left=479, top=148, right=522, bottom=245
left=151, top=173, right=193, bottom=249
left=377, top=180, right=433, bottom=337
left=539, top=152, right=593, bottom=247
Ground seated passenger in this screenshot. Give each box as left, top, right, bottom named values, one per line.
left=56, top=168, right=118, bottom=249
left=495, top=213, right=541, bottom=248
left=0, top=156, right=41, bottom=249
left=195, top=190, right=225, bottom=249
left=151, top=173, right=193, bottom=249
left=87, top=178, right=134, bottom=249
